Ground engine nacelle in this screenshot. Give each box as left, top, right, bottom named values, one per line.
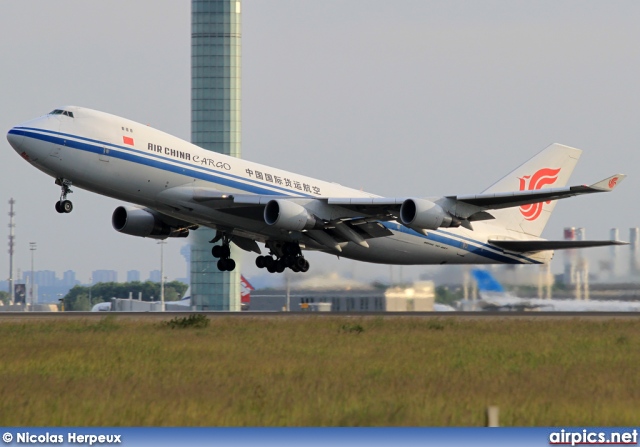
left=112, top=206, right=189, bottom=239
left=264, top=199, right=317, bottom=231
left=399, top=198, right=457, bottom=230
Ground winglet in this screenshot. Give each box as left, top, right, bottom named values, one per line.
left=589, top=174, right=626, bottom=191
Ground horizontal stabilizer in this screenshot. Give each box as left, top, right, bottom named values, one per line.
left=488, top=239, right=628, bottom=252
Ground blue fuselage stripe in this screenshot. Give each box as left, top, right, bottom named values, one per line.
left=380, top=222, right=539, bottom=264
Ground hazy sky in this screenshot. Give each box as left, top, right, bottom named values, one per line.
left=1, top=1, right=639, bottom=287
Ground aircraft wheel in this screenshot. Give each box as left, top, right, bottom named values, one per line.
left=217, top=258, right=228, bottom=271
left=226, top=259, right=236, bottom=272
left=264, top=256, right=275, bottom=270
left=300, top=259, right=310, bottom=273
left=255, top=256, right=265, bottom=269
left=295, top=256, right=307, bottom=269
left=55, top=201, right=64, bottom=213
left=212, top=245, right=222, bottom=258
left=266, top=263, right=276, bottom=274
left=275, top=260, right=286, bottom=273
left=290, top=264, right=300, bottom=273
left=61, top=200, right=73, bottom=213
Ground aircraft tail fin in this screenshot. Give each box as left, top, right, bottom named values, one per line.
left=481, top=143, right=581, bottom=237
left=470, top=269, right=505, bottom=294
left=470, top=269, right=543, bottom=311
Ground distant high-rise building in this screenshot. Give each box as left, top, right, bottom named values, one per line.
left=608, top=228, right=619, bottom=279
left=92, top=270, right=118, bottom=284
left=148, top=270, right=161, bottom=283
left=127, top=270, right=141, bottom=282
left=35, top=270, right=56, bottom=287
left=62, top=270, right=77, bottom=287
left=630, top=228, right=640, bottom=276
left=22, top=270, right=57, bottom=287
left=563, top=227, right=576, bottom=285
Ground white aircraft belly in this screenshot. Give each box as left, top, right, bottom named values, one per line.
left=337, top=228, right=535, bottom=265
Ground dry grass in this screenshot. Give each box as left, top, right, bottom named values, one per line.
left=0, top=315, right=639, bottom=426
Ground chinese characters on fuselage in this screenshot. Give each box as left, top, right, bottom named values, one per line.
left=245, top=168, right=321, bottom=195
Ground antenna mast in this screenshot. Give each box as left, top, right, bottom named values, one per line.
left=8, top=198, right=15, bottom=304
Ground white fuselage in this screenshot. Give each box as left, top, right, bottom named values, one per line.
left=7, top=107, right=545, bottom=265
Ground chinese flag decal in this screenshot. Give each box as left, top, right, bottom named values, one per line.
left=123, top=136, right=134, bottom=146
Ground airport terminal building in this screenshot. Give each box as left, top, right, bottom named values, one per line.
left=250, top=282, right=436, bottom=312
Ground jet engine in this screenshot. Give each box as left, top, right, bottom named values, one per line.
left=399, top=198, right=458, bottom=230
left=264, top=199, right=318, bottom=231
left=112, top=206, right=189, bottom=239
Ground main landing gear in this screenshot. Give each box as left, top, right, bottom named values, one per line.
left=54, top=178, right=73, bottom=214
left=210, top=232, right=236, bottom=272
left=255, top=242, right=310, bottom=274
left=210, top=236, right=309, bottom=274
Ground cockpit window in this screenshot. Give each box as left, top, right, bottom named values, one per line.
left=49, top=109, right=74, bottom=118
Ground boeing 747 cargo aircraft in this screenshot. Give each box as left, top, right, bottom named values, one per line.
left=6, top=106, right=627, bottom=274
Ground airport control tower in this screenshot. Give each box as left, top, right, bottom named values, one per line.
left=190, top=0, right=242, bottom=310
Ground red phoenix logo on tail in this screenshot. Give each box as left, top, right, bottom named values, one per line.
left=518, top=168, right=561, bottom=221
left=608, top=176, right=619, bottom=189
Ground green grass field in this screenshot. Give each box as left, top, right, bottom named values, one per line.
left=0, top=315, right=638, bottom=426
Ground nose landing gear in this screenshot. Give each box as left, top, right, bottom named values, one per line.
left=55, top=178, right=73, bottom=214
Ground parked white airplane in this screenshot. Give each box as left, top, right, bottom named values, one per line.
left=7, top=106, right=627, bottom=274
left=91, top=302, right=112, bottom=312
left=462, top=269, right=640, bottom=312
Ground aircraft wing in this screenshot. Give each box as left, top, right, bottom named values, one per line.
left=156, top=187, right=396, bottom=252
left=488, top=239, right=628, bottom=253
left=167, top=174, right=624, bottom=222
left=156, top=173, right=625, bottom=252
left=325, top=174, right=625, bottom=223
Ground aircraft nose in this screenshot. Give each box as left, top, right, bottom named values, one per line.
left=7, top=127, right=25, bottom=152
